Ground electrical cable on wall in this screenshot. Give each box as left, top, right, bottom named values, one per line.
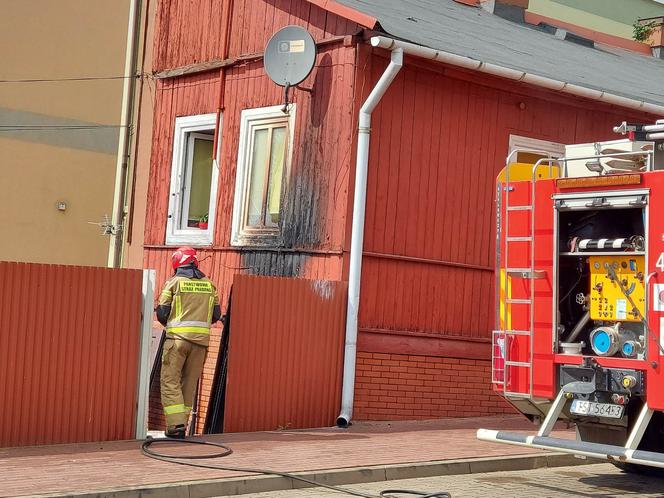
left=0, top=75, right=140, bottom=83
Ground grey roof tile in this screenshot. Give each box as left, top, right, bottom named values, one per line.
left=335, top=0, right=664, bottom=107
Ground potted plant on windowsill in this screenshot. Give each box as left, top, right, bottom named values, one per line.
left=198, top=213, right=209, bottom=230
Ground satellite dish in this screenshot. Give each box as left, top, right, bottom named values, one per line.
left=264, top=25, right=317, bottom=88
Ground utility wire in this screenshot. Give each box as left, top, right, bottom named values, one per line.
left=0, top=75, right=138, bottom=83
left=0, top=125, right=127, bottom=131
left=0, top=123, right=125, bottom=128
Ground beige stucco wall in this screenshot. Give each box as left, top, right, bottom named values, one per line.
left=0, top=0, right=130, bottom=266
left=528, top=0, right=664, bottom=39
left=0, top=138, right=116, bottom=265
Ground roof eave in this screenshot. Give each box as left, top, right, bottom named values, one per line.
left=371, top=35, right=664, bottom=116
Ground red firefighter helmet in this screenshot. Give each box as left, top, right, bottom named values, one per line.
left=171, top=246, right=198, bottom=270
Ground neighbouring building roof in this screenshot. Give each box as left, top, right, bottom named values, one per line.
left=332, top=0, right=664, bottom=107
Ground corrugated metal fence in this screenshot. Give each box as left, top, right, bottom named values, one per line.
left=222, top=275, right=347, bottom=433
left=0, top=262, right=143, bottom=447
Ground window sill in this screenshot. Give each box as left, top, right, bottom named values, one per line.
left=166, top=230, right=214, bottom=247
left=230, top=233, right=284, bottom=248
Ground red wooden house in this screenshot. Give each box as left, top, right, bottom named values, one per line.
left=135, top=0, right=664, bottom=430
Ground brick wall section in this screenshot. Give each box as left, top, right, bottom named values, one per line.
left=150, top=347, right=513, bottom=430
left=148, top=359, right=165, bottom=430
left=353, top=352, right=515, bottom=420
left=197, top=331, right=222, bottom=432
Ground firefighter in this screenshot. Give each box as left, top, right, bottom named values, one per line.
left=155, top=246, right=222, bottom=438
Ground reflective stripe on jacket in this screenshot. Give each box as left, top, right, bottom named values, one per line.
left=158, top=276, right=219, bottom=346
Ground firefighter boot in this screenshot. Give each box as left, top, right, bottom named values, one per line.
left=164, top=424, right=186, bottom=439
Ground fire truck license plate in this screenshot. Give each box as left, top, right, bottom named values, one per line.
left=570, top=400, right=624, bottom=419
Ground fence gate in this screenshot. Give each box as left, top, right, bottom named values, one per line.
left=212, top=275, right=347, bottom=433
left=0, top=262, right=146, bottom=447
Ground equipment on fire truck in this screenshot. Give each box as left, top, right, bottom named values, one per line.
left=565, top=136, right=656, bottom=177
left=480, top=119, right=664, bottom=471
left=588, top=324, right=643, bottom=358
left=568, top=236, right=644, bottom=252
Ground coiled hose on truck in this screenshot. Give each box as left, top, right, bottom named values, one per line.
left=141, top=437, right=451, bottom=498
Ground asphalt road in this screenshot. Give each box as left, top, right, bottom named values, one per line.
left=237, top=463, right=664, bottom=497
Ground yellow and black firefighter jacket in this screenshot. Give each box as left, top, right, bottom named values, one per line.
left=156, top=266, right=221, bottom=347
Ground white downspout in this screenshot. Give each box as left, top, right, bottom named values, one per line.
left=337, top=48, right=403, bottom=428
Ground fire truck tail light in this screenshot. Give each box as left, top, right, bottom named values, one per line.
left=556, top=174, right=642, bottom=189
left=611, top=394, right=628, bottom=405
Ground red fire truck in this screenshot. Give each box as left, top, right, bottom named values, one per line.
left=478, top=120, right=664, bottom=470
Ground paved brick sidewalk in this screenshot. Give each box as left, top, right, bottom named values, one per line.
left=245, top=463, right=664, bottom=497
left=1, top=415, right=573, bottom=497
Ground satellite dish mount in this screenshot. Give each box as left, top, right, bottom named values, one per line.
left=264, top=26, right=317, bottom=113
left=282, top=82, right=292, bottom=114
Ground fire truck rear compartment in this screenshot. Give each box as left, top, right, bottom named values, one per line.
left=496, top=196, right=655, bottom=462
left=484, top=123, right=664, bottom=470
left=554, top=203, right=648, bottom=440
left=539, top=194, right=654, bottom=466
left=556, top=206, right=646, bottom=360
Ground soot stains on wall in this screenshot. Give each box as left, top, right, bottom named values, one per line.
left=281, top=54, right=334, bottom=250
left=240, top=251, right=308, bottom=277
left=240, top=54, right=337, bottom=277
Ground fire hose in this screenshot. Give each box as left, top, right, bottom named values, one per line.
left=141, top=437, right=451, bottom=498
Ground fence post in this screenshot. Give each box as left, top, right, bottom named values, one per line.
left=135, top=269, right=156, bottom=439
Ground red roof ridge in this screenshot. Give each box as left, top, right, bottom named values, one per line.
left=304, top=0, right=377, bottom=29
left=525, top=12, right=652, bottom=56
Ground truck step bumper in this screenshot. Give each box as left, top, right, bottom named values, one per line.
left=477, top=428, right=664, bottom=468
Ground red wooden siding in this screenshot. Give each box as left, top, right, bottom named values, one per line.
left=145, top=0, right=359, bottom=429
left=223, top=275, right=347, bottom=432
left=0, top=262, right=143, bottom=447
left=358, top=52, right=658, bottom=356
left=146, top=0, right=358, bottom=251
left=153, top=0, right=360, bottom=72
left=145, top=56, right=357, bottom=253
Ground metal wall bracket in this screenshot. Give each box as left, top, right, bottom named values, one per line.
left=507, top=269, right=547, bottom=279
left=585, top=197, right=610, bottom=208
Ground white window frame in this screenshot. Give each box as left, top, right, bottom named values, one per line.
left=166, top=113, right=220, bottom=246
left=508, top=134, right=565, bottom=160
left=231, top=105, right=296, bottom=247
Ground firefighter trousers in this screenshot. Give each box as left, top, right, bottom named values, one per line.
left=160, top=337, right=207, bottom=427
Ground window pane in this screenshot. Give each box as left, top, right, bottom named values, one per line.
left=246, top=128, right=269, bottom=227
left=186, top=137, right=213, bottom=228
left=266, top=126, right=287, bottom=226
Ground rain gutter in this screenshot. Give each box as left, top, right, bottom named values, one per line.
left=371, top=36, right=664, bottom=115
